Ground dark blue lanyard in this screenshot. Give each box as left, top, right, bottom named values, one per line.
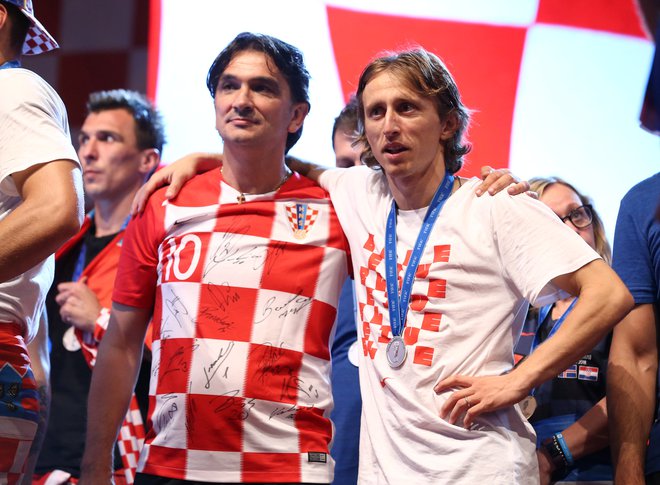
left=385, top=173, right=454, bottom=337
left=0, top=60, right=20, bottom=70
left=529, top=298, right=578, bottom=396
left=531, top=298, right=578, bottom=351
left=71, top=211, right=130, bottom=281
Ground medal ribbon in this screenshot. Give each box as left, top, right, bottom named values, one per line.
left=0, top=60, right=21, bottom=70
left=528, top=297, right=578, bottom=396
left=385, top=173, right=454, bottom=338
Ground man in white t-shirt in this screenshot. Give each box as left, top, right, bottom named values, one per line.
left=0, top=1, right=83, bottom=483
left=287, top=49, right=633, bottom=483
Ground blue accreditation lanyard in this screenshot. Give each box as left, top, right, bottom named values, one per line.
left=528, top=297, right=578, bottom=396
left=385, top=173, right=454, bottom=339
left=0, top=60, right=21, bottom=70
left=532, top=298, right=578, bottom=351
left=71, top=211, right=130, bottom=281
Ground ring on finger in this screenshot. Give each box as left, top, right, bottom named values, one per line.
left=464, top=396, right=471, bottom=407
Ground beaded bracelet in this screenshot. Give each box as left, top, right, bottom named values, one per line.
left=541, top=433, right=570, bottom=474
left=555, top=432, right=575, bottom=467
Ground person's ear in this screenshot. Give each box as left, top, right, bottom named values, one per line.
left=287, top=102, right=310, bottom=134
left=0, top=4, right=9, bottom=32
left=139, top=148, right=161, bottom=176
left=440, top=112, right=459, bottom=141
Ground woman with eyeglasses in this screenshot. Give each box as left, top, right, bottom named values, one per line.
left=515, top=177, right=613, bottom=485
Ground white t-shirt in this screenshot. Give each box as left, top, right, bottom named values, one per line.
left=320, top=166, right=600, bottom=484
left=0, top=67, right=79, bottom=341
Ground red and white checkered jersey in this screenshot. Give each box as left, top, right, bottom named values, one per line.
left=113, top=169, right=349, bottom=483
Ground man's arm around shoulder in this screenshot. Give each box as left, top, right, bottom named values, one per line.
left=0, top=159, right=83, bottom=282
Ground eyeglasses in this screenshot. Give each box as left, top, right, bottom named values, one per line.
left=559, top=204, right=593, bottom=229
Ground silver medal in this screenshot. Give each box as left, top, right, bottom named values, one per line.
left=519, top=395, right=537, bottom=420
left=62, top=325, right=81, bottom=352
left=386, top=336, right=407, bottom=368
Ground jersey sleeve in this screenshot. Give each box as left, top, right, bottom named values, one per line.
left=490, top=191, right=600, bottom=307
left=112, top=195, right=165, bottom=309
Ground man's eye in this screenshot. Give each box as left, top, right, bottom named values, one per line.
left=254, top=84, right=276, bottom=94
left=220, top=82, right=237, bottom=91
left=369, top=107, right=384, bottom=118
left=99, top=134, right=117, bottom=143
left=400, top=102, right=415, bottom=112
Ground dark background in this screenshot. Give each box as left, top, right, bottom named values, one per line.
left=23, top=0, right=150, bottom=140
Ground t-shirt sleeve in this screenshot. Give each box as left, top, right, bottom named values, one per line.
left=490, top=192, right=601, bottom=307
left=112, top=196, right=164, bottom=309
left=612, top=192, right=656, bottom=304
left=0, top=70, right=79, bottom=196
left=318, top=167, right=349, bottom=194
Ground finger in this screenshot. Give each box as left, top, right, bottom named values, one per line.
left=440, top=390, right=462, bottom=420
left=59, top=306, right=70, bottom=323
left=448, top=393, right=473, bottom=425
left=434, top=374, right=472, bottom=394
left=63, top=284, right=86, bottom=299
left=165, top=177, right=185, bottom=200
left=132, top=172, right=169, bottom=215
left=475, top=167, right=494, bottom=196
left=55, top=290, right=72, bottom=306
left=57, top=281, right=75, bottom=291
left=476, top=169, right=515, bottom=196
left=80, top=276, right=88, bottom=285
left=486, top=173, right=517, bottom=195
left=479, top=165, right=494, bottom=180
left=463, top=400, right=484, bottom=428
left=506, top=180, right=531, bottom=196
left=130, top=186, right=148, bottom=216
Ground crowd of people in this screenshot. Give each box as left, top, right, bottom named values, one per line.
left=1, top=2, right=658, bottom=485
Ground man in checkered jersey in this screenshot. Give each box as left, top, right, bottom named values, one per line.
left=80, top=33, right=350, bottom=485
left=0, top=1, right=83, bottom=483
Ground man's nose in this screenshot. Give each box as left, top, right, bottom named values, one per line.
left=78, top=137, right=98, bottom=163
left=383, top=111, right=400, bottom=137
left=233, top=86, right=254, bottom=113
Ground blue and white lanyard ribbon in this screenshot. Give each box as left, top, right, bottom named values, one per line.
left=385, top=173, right=455, bottom=338
left=0, top=60, right=21, bottom=70
left=529, top=297, right=578, bottom=395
